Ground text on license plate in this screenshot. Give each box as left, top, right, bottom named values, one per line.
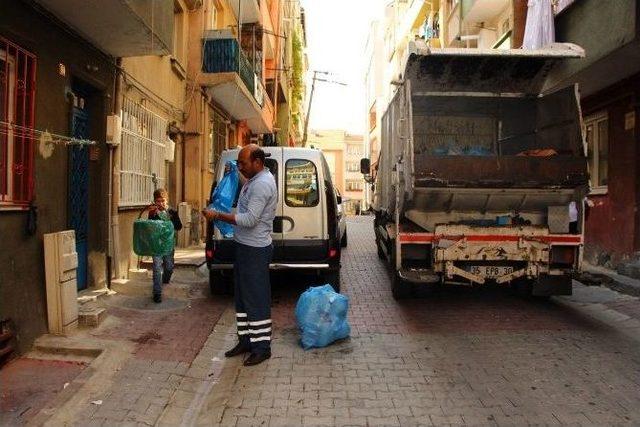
left=469, top=266, right=514, bottom=278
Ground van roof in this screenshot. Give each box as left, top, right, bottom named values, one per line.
left=220, top=146, right=323, bottom=162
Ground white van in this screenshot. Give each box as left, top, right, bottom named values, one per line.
left=205, top=147, right=346, bottom=293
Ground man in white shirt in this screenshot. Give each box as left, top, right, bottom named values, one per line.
left=203, top=144, right=277, bottom=366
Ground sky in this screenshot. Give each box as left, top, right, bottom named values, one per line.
left=300, top=0, right=388, bottom=135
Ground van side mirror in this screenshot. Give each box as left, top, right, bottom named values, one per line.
left=360, top=158, right=371, bottom=175
left=336, top=194, right=342, bottom=204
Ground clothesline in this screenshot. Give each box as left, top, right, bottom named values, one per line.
left=0, top=121, right=97, bottom=146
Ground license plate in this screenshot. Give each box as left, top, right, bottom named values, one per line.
left=469, top=266, right=514, bottom=278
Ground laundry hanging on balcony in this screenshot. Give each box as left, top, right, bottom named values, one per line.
left=522, top=0, right=555, bottom=50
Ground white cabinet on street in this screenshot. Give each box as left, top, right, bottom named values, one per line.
left=44, top=230, right=79, bottom=334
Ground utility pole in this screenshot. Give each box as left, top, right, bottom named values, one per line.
left=302, top=70, right=347, bottom=146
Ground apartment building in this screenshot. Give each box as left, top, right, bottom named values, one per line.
left=308, top=130, right=364, bottom=215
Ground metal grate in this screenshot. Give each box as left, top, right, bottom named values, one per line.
left=0, top=36, right=36, bottom=207
left=119, top=98, right=167, bottom=207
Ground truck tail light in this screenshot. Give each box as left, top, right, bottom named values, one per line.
left=551, top=246, right=576, bottom=266
left=206, top=249, right=214, bottom=259
left=329, top=248, right=338, bottom=259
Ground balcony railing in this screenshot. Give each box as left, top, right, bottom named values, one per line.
left=203, top=38, right=256, bottom=99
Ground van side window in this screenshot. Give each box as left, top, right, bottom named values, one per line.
left=285, top=159, right=319, bottom=207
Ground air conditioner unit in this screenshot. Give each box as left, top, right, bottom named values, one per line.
left=165, top=137, right=176, bottom=162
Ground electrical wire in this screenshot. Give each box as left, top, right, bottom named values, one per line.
left=0, top=121, right=96, bottom=146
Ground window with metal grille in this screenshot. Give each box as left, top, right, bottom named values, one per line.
left=119, top=98, right=167, bottom=207
left=1, top=36, right=36, bottom=208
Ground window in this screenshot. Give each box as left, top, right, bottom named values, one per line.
left=585, top=113, right=608, bottom=192
left=208, top=0, right=223, bottom=30
left=1, top=37, right=36, bottom=207
left=346, top=180, right=363, bottom=191
left=173, top=2, right=186, bottom=65
left=285, top=159, right=319, bottom=207
left=347, top=145, right=361, bottom=155
left=120, top=98, right=168, bottom=207
left=347, top=162, right=359, bottom=172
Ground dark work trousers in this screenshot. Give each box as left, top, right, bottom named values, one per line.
left=233, top=241, right=273, bottom=354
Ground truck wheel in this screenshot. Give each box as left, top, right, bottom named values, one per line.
left=341, top=231, right=348, bottom=248
left=323, top=270, right=341, bottom=293
left=391, top=273, right=411, bottom=300
left=209, top=270, right=232, bottom=295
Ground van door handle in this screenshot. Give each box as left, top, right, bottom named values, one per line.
left=273, top=216, right=294, bottom=233
left=281, top=216, right=294, bottom=233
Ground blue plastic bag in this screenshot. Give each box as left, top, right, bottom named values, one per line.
left=295, top=285, right=350, bottom=350
left=209, top=161, right=239, bottom=238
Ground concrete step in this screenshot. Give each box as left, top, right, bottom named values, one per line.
left=32, top=334, right=103, bottom=359
left=78, top=307, right=106, bottom=328
left=76, top=287, right=113, bottom=328
left=128, top=268, right=150, bottom=280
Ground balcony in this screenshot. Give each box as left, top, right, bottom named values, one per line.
left=201, top=37, right=273, bottom=134
left=34, top=0, right=173, bottom=56
left=229, top=0, right=262, bottom=24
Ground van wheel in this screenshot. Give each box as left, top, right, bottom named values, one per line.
left=209, top=270, right=233, bottom=295
left=391, top=273, right=411, bottom=300
left=341, top=231, right=348, bottom=248
left=377, top=243, right=386, bottom=260
left=323, top=270, right=341, bottom=293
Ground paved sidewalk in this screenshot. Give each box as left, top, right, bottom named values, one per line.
left=1, top=269, right=226, bottom=427
left=582, top=262, right=640, bottom=297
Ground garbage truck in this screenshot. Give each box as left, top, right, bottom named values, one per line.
left=361, top=41, right=589, bottom=299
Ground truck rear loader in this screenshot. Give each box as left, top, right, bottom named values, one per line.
left=363, top=41, right=589, bottom=299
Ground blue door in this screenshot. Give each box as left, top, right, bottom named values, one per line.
left=69, top=106, right=90, bottom=290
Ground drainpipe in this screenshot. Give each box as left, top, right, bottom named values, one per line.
left=110, top=58, right=123, bottom=280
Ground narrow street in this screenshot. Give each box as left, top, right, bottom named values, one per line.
left=165, top=217, right=640, bottom=427
left=35, top=217, right=640, bottom=426
left=3, top=217, right=640, bottom=426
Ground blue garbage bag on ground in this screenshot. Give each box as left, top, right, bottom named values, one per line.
left=295, top=285, right=350, bottom=350
left=209, top=161, right=239, bottom=238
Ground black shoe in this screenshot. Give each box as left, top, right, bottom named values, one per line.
left=243, top=351, right=271, bottom=366
left=224, top=342, right=250, bottom=358
left=153, top=294, right=162, bottom=303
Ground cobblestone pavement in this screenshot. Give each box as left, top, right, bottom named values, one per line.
left=28, top=293, right=229, bottom=427
left=0, top=358, right=86, bottom=425
left=155, top=217, right=640, bottom=427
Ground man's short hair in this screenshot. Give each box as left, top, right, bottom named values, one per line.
left=249, top=147, right=266, bottom=164
left=153, top=188, right=168, bottom=199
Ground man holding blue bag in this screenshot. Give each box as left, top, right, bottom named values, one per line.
left=203, top=144, right=277, bottom=366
